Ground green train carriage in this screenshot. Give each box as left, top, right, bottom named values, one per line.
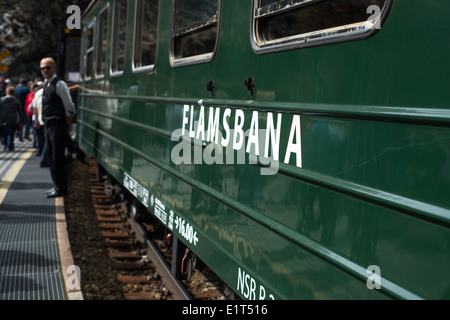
left=77, top=0, right=450, bottom=299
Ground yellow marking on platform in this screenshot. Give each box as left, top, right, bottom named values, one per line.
left=0, top=150, right=33, bottom=204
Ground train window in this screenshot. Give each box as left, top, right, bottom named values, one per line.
left=133, top=0, right=159, bottom=72
left=251, top=0, right=392, bottom=53
left=84, top=22, right=95, bottom=80
left=170, top=0, right=221, bottom=66
left=111, top=0, right=128, bottom=75
left=96, top=5, right=109, bottom=77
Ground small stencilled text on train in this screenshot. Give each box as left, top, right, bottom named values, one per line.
left=169, top=210, right=199, bottom=246
left=153, top=196, right=168, bottom=225
left=172, top=100, right=303, bottom=175
left=123, top=173, right=149, bottom=207
left=150, top=196, right=200, bottom=246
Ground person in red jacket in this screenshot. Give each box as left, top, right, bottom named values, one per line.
left=25, top=82, right=40, bottom=147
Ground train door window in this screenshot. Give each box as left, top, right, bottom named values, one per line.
left=170, top=0, right=221, bottom=67
left=84, top=22, right=95, bottom=80
left=133, top=0, right=159, bottom=72
left=111, top=0, right=128, bottom=76
left=251, top=0, right=392, bottom=53
left=96, top=5, right=109, bottom=78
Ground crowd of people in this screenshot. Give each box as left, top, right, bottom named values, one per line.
left=0, top=57, right=78, bottom=198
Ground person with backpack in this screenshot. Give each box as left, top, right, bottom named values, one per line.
left=0, top=85, right=26, bottom=151
left=14, top=78, right=30, bottom=141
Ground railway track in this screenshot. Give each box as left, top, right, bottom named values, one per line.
left=85, top=159, right=232, bottom=300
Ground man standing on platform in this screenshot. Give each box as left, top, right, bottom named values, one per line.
left=40, top=57, right=76, bottom=198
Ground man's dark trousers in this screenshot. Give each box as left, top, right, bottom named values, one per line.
left=45, top=119, right=67, bottom=194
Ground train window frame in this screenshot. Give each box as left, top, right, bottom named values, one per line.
left=110, top=0, right=129, bottom=77
left=250, top=0, right=393, bottom=54
left=83, top=20, right=96, bottom=81
left=95, top=4, right=109, bottom=79
left=132, top=0, right=160, bottom=74
left=169, top=0, right=222, bottom=68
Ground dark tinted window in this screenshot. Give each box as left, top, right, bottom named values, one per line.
left=171, top=0, right=220, bottom=64
left=96, top=7, right=109, bottom=76
left=134, top=0, right=159, bottom=70
left=253, top=0, right=390, bottom=51
left=111, top=0, right=128, bottom=74
left=85, top=24, right=95, bottom=79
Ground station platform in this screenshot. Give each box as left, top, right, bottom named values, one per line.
left=0, top=139, right=82, bottom=300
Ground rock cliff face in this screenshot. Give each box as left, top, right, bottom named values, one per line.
left=0, top=0, right=90, bottom=83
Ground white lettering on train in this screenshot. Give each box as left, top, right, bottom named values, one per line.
left=174, top=101, right=303, bottom=175
left=237, top=267, right=275, bottom=300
